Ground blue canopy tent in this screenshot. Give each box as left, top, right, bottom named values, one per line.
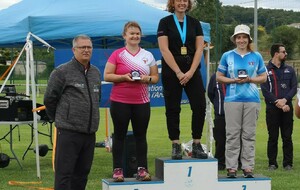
left=0, top=0, right=168, bottom=48
left=0, top=0, right=210, bottom=47
left=0, top=0, right=211, bottom=107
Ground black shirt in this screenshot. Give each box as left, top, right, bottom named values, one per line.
left=157, top=14, right=203, bottom=57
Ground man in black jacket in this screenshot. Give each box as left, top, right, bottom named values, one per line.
left=44, top=34, right=101, bottom=189
left=261, top=43, right=297, bottom=171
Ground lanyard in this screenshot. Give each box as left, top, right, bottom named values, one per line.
left=173, top=14, right=187, bottom=45
left=271, top=69, right=278, bottom=97
left=221, top=83, right=226, bottom=96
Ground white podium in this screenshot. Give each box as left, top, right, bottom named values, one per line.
left=102, top=157, right=271, bottom=190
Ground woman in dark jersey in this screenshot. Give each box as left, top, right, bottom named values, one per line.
left=157, top=0, right=207, bottom=160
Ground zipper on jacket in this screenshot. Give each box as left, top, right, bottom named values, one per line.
left=84, top=71, right=93, bottom=134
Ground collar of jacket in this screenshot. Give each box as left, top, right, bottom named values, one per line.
left=268, top=59, right=285, bottom=69
left=71, top=57, right=91, bottom=73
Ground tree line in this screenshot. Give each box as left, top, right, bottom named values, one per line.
left=190, top=0, right=300, bottom=64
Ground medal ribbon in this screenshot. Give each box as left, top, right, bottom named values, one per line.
left=173, top=14, right=186, bottom=46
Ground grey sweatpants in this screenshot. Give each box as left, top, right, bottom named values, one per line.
left=224, top=102, right=260, bottom=170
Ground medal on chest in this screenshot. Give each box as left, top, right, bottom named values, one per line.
left=181, top=46, right=187, bottom=55
left=173, top=14, right=187, bottom=56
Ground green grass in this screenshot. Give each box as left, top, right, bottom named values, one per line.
left=0, top=96, right=300, bottom=189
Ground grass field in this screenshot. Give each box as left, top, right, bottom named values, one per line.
left=0, top=94, right=300, bottom=189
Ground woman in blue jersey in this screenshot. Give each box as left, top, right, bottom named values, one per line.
left=216, top=24, right=267, bottom=178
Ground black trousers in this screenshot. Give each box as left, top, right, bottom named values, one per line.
left=213, top=115, right=226, bottom=167
left=266, top=107, right=294, bottom=167
left=162, top=59, right=206, bottom=140
left=110, top=101, right=150, bottom=169
left=54, top=128, right=95, bottom=190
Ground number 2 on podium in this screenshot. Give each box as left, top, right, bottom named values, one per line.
left=187, top=166, right=192, bottom=177
left=242, top=184, right=247, bottom=190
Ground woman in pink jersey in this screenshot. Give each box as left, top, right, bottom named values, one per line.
left=104, top=21, right=159, bottom=182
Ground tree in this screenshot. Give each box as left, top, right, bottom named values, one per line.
left=189, top=0, right=224, bottom=64
left=0, top=48, right=19, bottom=64
left=270, top=26, right=299, bottom=59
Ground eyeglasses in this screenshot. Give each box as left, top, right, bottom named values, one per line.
left=279, top=51, right=286, bottom=54
left=75, top=46, right=93, bottom=51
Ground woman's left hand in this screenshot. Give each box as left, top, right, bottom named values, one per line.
left=180, top=70, right=193, bottom=86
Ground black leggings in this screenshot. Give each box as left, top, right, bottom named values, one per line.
left=162, top=60, right=206, bottom=141
left=110, top=101, right=150, bottom=169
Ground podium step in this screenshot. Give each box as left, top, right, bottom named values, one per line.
left=102, top=157, right=271, bottom=190
left=218, top=174, right=271, bottom=189
left=102, top=177, right=164, bottom=190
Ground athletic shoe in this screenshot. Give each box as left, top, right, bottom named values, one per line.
left=227, top=169, right=237, bottom=178
left=284, top=165, right=293, bottom=171
left=268, top=165, right=278, bottom=171
left=112, top=168, right=124, bottom=182
left=191, top=143, right=208, bottom=159
left=172, top=143, right=182, bottom=160
left=243, top=169, right=254, bottom=178
left=136, top=167, right=151, bottom=181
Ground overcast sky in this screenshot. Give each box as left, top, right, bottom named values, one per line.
left=0, top=0, right=299, bottom=12
left=0, top=0, right=21, bottom=10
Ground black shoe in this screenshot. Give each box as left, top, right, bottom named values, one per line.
left=227, top=169, right=237, bottom=178
left=218, top=165, right=226, bottom=171
left=284, top=165, right=293, bottom=171
left=172, top=143, right=182, bottom=160
left=95, top=141, right=105, bottom=147
left=268, top=165, right=278, bottom=171
left=243, top=170, right=254, bottom=178
left=191, top=143, right=208, bottom=159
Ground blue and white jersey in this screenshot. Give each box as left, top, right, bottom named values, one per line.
left=217, top=49, right=266, bottom=103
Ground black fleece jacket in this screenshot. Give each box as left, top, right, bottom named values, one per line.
left=44, top=57, right=101, bottom=134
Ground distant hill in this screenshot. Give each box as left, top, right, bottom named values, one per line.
left=222, top=5, right=300, bottom=32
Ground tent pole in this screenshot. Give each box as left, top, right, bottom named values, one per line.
left=28, top=39, right=41, bottom=179
left=26, top=32, right=54, bottom=179
left=26, top=44, right=30, bottom=97
left=205, top=43, right=214, bottom=158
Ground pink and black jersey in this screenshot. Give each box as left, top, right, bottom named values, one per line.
left=108, top=47, right=156, bottom=104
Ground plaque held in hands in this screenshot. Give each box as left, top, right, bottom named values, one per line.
left=131, top=70, right=141, bottom=80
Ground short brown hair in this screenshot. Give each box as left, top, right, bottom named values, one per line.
left=122, top=21, right=142, bottom=36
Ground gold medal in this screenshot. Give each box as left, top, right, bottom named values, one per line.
left=181, top=46, right=187, bottom=55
